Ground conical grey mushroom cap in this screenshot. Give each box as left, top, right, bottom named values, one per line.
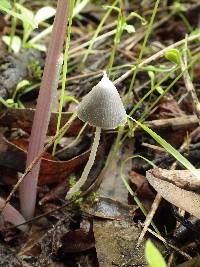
left=77, top=73, right=127, bottom=129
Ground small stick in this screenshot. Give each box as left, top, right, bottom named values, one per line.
left=147, top=228, right=192, bottom=260
left=181, top=35, right=200, bottom=124
left=137, top=193, right=162, bottom=246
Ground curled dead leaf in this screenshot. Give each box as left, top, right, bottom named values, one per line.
left=146, top=168, right=200, bottom=220
left=0, top=136, right=89, bottom=185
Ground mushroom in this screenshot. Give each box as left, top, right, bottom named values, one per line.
left=66, top=72, right=127, bottom=199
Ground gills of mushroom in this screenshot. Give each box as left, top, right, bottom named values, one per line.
left=66, top=72, right=127, bottom=199
left=146, top=168, right=200, bottom=220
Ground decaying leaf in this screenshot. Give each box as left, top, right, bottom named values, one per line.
left=0, top=136, right=90, bottom=185
left=60, top=219, right=94, bottom=253
left=0, top=108, right=82, bottom=135
left=146, top=168, right=200, bottom=219
left=147, top=168, right=200, bottom=192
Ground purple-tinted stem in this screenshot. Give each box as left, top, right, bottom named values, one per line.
left=19, top=0, right=71, bottom=220
left=0, top=197, right=27, bottom=232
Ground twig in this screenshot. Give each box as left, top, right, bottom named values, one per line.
left=181, top=35, right=200, bottom=124
left=137, top=193, right=162, bottom=246
left=147, top=228, right=192, bottom=260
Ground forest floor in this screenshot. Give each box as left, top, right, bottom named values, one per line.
left=0, top=0, right=200, bottom=266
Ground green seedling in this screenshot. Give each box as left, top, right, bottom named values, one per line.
left=28, top=60, right=43, bottom=80
left=0, top=79, right=31, bottom=108
left=0, top=0, right=37, bottom=28
left=172, top=1, right=193, bottom=32
left=105, top=5, right=146, bottom=75
left=27, top=0, right=89, bottom=51
left=2, top=4, right=56, bottom=53
left=82, top=0, right=118, bottom=64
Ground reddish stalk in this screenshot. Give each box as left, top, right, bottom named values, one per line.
left=19, top=0, right=71, bottom=220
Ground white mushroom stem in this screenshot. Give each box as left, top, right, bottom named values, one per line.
left=66, top=127, right=101, bottom=199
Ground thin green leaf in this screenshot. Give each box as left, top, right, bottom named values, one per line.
left=129, top=11, right=147, bottom=25
left=2, top=35, right=21, bottom=53
left=132, top=118, right=199, bottom=178
left=155, top=86, right=164, bottom=94
left=103, top=5, right=121, bottom=13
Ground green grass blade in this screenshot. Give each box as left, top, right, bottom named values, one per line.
left=131, top=118, right=199, bottom=178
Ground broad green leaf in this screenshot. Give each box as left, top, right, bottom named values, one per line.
left=145, top=239, right=167, bottom=267
left=28, top=42, right=47, bottom=52
left=0, top=0, right=11, bottom=9
left=15, top=3, right=34, bottom=21
left=133, top=119, right=199, bottom=178
left=64, top=95, right=79, bottom=104
left=173, top=2, right=187, bottom=13
left=165, top=49, right=181, bottom=66
left=0, top=5, right=37, bottom=28
left=124, top=24, right=135, bottom=33
left=16, top=80, right=30, bottom=91
left=0, top=96, right=11, bottom=108
left=73, top=0, right=89, bottom=17
left=2, top=35, right=21, bottom=53
left=13, top=79, right=30, bottom=99
left=34, top=6, right=56, bottom=24
left=155, top=86, right=164, bottom=94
